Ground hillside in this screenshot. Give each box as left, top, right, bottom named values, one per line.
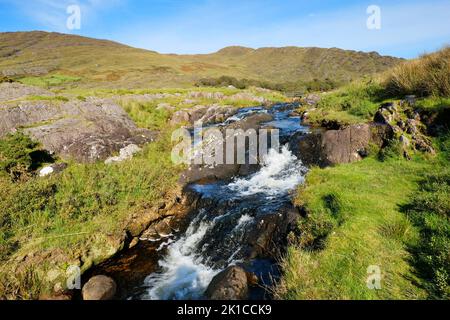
left=0, top=31, right=402, bottom=89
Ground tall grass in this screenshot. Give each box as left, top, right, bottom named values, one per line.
left=384, top=47, right=450, bottom=97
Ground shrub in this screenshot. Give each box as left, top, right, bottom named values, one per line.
left=0, top=76, right=14, bottom=83
left=0, top=132, right=52, bottom=181
left=195, top=76, right=341, bottom=94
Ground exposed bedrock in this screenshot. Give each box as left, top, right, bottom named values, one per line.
left=0, top=96, right=157, bottom=163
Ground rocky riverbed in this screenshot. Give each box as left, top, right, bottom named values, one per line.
left=84, top=99, right=403, bottom=301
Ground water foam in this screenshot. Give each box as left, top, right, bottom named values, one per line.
left=141, top=147, right=307, bottom=300
left=227, top=146, right=306, bottom=197
left=141, top=213, right=219, bottom=300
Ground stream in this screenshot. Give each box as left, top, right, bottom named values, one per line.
left=87, top=103, right=310, bottom=300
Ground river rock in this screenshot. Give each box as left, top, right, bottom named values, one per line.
left=246, top=205, right=302, bottom=258
left=205, top=266, right=249, bottom=300
left=82, top=275, right=117, bottom=300
left=290, top=123, right=393, bottom=167
left=170, top=105, right=237, bottom=126
left=301, top=93, right=321, bottom=106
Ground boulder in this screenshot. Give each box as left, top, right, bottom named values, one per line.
left=373, top=103, right=436, bottom=156
left=82, top=275, right=117, bottom=300
left=374, top=103, right=397, bottom=124
left=170, top=110, right=191, bottom=125
left=290, top=123, right=392, bottom=167
left=205, top=266, right=249, bottom=300
left=245, top=205, right=302, bottom=259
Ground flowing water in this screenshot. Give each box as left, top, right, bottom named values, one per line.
left=132, top=103, right=309, bottom=300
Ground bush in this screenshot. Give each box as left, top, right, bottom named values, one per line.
left=384, top=47, right=450, bottom=97
left=0, top=132, right=53, bottom=181
left=195, top=76, right=341, bottom=94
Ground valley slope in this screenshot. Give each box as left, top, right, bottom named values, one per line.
left=0, top=31, right=402, bottom=89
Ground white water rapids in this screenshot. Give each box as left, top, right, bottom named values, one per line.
left=140, top=146, right=306, bottom=300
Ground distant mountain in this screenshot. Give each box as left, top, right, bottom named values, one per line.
left=0, top=31, right=403, bottom=88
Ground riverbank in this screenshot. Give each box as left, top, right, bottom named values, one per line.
left=277, top=48, right=450, bottom=300
left=0, top=86, right=286, bottom=300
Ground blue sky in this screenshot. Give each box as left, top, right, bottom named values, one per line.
left=0, top=0, right=449, bottom=58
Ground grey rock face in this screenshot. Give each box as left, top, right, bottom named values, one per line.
left=105, top=144, right=142, bottom=165
left=0, top=82, right=54, bottom=102
left=0, top=98, right=157, bottom=163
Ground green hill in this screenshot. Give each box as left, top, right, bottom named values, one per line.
left=0, top=31, right=402, bottom=89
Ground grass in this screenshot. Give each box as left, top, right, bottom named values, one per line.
left=400, top=133, right=450, bottom=299
left=277, top=155, right=438, bottom=300
left=278, top=86, right=450, bottom=300
left=384, top=46, right=450, bottom=97
left=19, top=74, right=81, bottom=89
left=278, top=49, right=450, bottom=297
left=0, top=128, right=183, bottom=299
left=300, top=47, right=450, bottom=128
left=65, top=86, right=288, bottom=131
left=27, top=95, right=69, bottom=102
left=0, top=84, right=283, bottom=299
left=301, top=80, right=388, bottom=127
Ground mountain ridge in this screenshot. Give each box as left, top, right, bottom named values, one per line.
left=0, top=31, right=403, bottom=89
